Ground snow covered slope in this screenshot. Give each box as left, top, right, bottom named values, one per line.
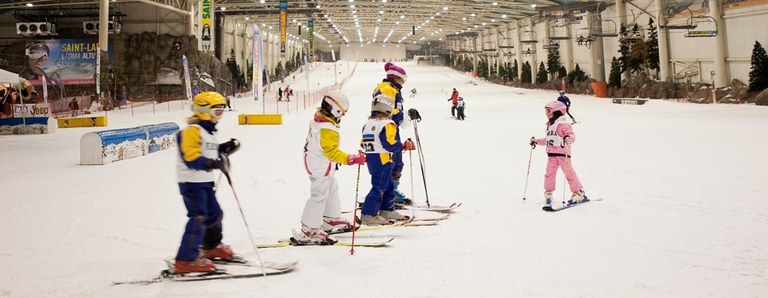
left=1, top=61, right=767, bottom=297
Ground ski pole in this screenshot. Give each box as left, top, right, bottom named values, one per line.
left=413, top=121, right=431, bottom=208
left=221, top=163, right=268, bottom=277
left=350, top=163, right=362, bottom=255
left=562, top=146, right=571, bottom=206
left=522, top=142, right=535, bottom=201
left=408, top=144, right=415, bottom=220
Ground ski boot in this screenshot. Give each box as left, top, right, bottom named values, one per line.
left=379, top=209, right=411, bottom=221
left=358, top=214, right=395, bottom=226
left=544, top=191, right=554, bottom=208
left=393, top=182, right=413, bottom=209
left=173, top=257, right=216, bottom=274
left=322, top=217, right=353, bottom=234
left=291, top=226, right=337, bottom=245
left=567, top=190, right=587, bottom=206
left=202, top=243, right=236, bottom=262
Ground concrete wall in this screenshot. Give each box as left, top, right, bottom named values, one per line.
left=474, top=0, right=768, bottom=84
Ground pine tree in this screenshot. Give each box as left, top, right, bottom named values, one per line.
left=628, top=39, right=647, bottom=74
left=749, top=41, right=768, bottom=92
left=536, top=61, right=548, bottom=84
left=566, top=64, right=588, bottom=85
left=546, top=48, right=562, bottom=77
left=608, top=57, right=622, bottom=89
left=225, top=49, right=244, bottom=89
left=521, top=61, right=532, bottom=84
left=646, top=18, right=660, bottom=73
left=558, top=66, right=567, bottom=78
left=618, top=23, right=630, bottom=74
left=512, top=59, right=519, bottom=81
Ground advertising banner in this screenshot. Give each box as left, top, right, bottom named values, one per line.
left=21, top=39, right=113, bottom=87
left=308, top=18, right=314, bottom=60
left=201, top=0, right=213, bottom=50
left=41, top=75, right=48, bottom=103
left=279, top=0, right=288, bottom=56
left=252, top=24, right=264, bottom=101
left=13, top=103, right=50, bottom=117
left=182, top=55, right=193, bottom=102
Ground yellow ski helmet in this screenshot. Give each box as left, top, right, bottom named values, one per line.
left=192, top=92, right=227, bottom=121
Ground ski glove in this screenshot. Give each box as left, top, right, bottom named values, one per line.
left=219, top=138, right=240, bottom=156
left=203, top=156, right=231, bottom=174
left=408, top=108, right=421, bottom=121
left=347, top=150, right=366, bottom=165
left=529, top=137, right=537, bottom=148
left=402, top=139, right=416, bottom=151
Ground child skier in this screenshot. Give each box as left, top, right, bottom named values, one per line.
left=556, top=90, right=576, bottom=123
left=372, top=61, right=420, bottom=207
left=360, top=94, right=409, bottom=225
left=530, top=101, right=587, bottom=208
left=456, top=96, right=466, bottom=120
left=174, top=91, right=241, bottom=273
left=292, top=90, right=366, bottom=245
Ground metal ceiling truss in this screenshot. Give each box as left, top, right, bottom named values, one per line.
left=8, top=0, right=619, bottom=50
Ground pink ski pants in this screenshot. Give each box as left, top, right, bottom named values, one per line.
left=544, top=156, right=583, bottom=193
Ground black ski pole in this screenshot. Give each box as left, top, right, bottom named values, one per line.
left=413, top=121, right=431, bottom=208
left=523, top=142, right=535, bottom=201
left=220, top=155, right=267, bottom=276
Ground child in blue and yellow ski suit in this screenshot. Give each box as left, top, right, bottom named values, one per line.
left=174, top=92, right=240, bottom=274
left=372, top=62, right=419, bottom=206
left=359, top=94, right=409, bottom=225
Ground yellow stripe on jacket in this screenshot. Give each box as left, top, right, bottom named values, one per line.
left=378, top=122, right=398, bottom=165
left=320, top=128, right=349, bottom=165
left=180, top=125, right=203, bottom=162
left=373, top=81, right=401, bottom=116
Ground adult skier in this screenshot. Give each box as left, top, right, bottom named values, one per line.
left=292, top=90, right=366, bottom=244
left=530, top=101, right=586, bottom=208
left=174, top=92, right=240, bottom=273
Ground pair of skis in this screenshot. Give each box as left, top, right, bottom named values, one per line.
left=542, top=198, right=602, bottom=212
left=113, top=259, right=298, bottom=285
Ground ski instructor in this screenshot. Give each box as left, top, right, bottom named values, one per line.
left=372, top=62, right=420, bottom=206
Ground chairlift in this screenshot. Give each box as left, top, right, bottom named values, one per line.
left=520, top=30, right=538, bottom=44
left=523, top=47, right=536, bottom=56
left=542, top=40, right=560, bottom=51
left=590, top=19, right=619, bottom=37
left=660, top=7, right=698, bottom=30
left=548, top=26, right=571, bottom=40
left=620, top=24, right=645, bottom=44
left=499, top=37, right=515, bottom=55
left=575, top=27, right=595, bottom=47
left=482, top=41, right=497, bottom=52
left=685, top=15, right=718, bottom=37
left=503, top=48, right=517, bottom=56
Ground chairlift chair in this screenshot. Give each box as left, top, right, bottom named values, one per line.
left=520, top=30, right=538, bottom=44
left=685, top=15, right=718, bottom=37
left=523, top=47, right=536, bottom=56
left=660, top=7, right=698, bottom=30
left=590, top=19, right=619, bottom=37
left=620, top=24, right=645, bottom=44
left=548, top=26, right=571, bottom=40
left=482, top=41, right=497, bottom=52
left=575, top=27, right=595, bottom=47
left=542, top=40, right=560, bottom=51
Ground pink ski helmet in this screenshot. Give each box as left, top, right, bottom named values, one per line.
left=545, top=101, right=567, bottom=114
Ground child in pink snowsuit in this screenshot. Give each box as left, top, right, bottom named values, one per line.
left=531, top=101, right=586, bottom=207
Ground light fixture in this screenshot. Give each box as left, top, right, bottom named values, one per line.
left=26, top=3, right=33, bottom=6
left=221, top=7, right=226, bottom=11
left=245, top=16, right=250, bottom=20
left=493, top=2, right=498, bottom=5
left=351, top=4, right=355, bottom=8
left=462, top=17, right=466, bottom=20
left=502, top=15, right=507, bottom=18
left=379, top=10, right=384, bottom=14
left=443, top=6, right=448, bottom=10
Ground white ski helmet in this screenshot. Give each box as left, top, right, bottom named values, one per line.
left=371, top=93, right=394, bottom=114
left=322, top=90, right=350, bottom=119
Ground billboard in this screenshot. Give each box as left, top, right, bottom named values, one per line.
left=201, top=0, right=213, bottom=50
left=308, top=18, right=314, bottom=59
left=19, top=39, right=113, bottom=104
left=279, top=0, right=287, bottom=56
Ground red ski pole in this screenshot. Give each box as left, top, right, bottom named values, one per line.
left=350, top=163, right=362, bottom=255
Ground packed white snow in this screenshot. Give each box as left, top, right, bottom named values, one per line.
left=1, top=61, right=767, bottom=297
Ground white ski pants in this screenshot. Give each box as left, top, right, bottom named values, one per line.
left=300, top=175, right=343, bottom=229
